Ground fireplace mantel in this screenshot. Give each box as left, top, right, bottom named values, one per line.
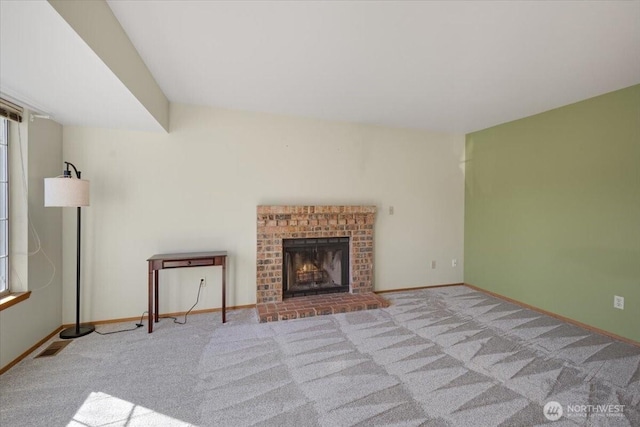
left=256, top=205, right=376, bottom=304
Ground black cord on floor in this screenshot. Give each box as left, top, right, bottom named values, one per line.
left=160, top=279, right=204, bottom=325
left=95, top=311, right=147, bottom=335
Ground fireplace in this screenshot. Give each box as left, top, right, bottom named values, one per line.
left=283, top=237, right=349, bottom=297
left=256, top=205, right=376, bottom=304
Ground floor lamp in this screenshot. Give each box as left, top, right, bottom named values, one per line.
left=45, top=162, right=95, bottom=339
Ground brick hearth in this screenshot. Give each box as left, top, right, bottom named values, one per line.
left=256, top=292, right=390, bottom=322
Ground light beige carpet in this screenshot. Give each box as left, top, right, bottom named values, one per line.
left=1, top=286, right=638, bottom=426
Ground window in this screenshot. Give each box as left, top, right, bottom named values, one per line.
left=0, top=118, right=8, bottom=296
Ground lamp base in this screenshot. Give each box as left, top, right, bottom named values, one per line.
left=59, top=325, right=95, bottom=339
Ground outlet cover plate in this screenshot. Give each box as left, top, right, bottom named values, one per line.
left=614, top=295, right=624, bottom=310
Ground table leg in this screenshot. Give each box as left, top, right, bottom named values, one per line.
left=222, top=258, right=226, bottom=323
left=154, top=270, right=159, bottom=323
left=148, top=262, right=153, bottom=333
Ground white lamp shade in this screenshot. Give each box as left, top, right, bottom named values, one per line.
left=44, top=177, right=90, bottom=207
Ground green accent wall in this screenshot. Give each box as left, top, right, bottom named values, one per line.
left=464, top=85, right=640, bottom=342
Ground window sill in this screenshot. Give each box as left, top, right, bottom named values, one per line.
left=0, top=291, right=32, bottom=312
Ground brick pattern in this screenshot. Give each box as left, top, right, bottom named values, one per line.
left=256, top=292, right=390, bottom=322
left=256, top=205, right=376, bottom=304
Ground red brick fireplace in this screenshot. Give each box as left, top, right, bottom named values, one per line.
left=256, top=205, right=389, bottom=321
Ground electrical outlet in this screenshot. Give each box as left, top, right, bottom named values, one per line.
left=201, top=277, right=206, bottom=287
left=431, top=260, right=436, bottom=269
left=452, top=259, right=458, bottom=267
left=613, top=295, right=624, bottom=310
left=389, top=206, right=394, bottom=215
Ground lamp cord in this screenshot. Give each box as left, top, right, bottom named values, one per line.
left=95, top=278, right=204, bottom=335
left=94, top=311, right=147, bottom=335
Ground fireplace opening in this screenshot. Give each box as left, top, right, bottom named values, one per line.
left=283, top=237, right=349, bottom=298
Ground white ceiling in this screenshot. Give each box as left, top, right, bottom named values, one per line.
left=2, top=1, right=640, bottom=134
left=107, top=0, right=640, bottom=133
left=0, top=1, right=162, bottom=131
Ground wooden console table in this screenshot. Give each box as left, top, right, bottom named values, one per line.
left=147, top=251, right=227, bottom=333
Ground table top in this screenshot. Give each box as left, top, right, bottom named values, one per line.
left=147, top=251, right=228, bottom=261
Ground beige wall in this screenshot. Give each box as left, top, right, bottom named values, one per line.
left=0, top=115, right=63, bottom=370
left=62, top=104, right=465, bottom=323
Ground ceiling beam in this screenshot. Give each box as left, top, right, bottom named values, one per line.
left=48, top=0, right=169, bottom=132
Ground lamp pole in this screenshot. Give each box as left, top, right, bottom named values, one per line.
left=58, top=162, right=94, bottom=339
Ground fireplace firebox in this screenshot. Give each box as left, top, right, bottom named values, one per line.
left=283, top=237, right=349, bottom=298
